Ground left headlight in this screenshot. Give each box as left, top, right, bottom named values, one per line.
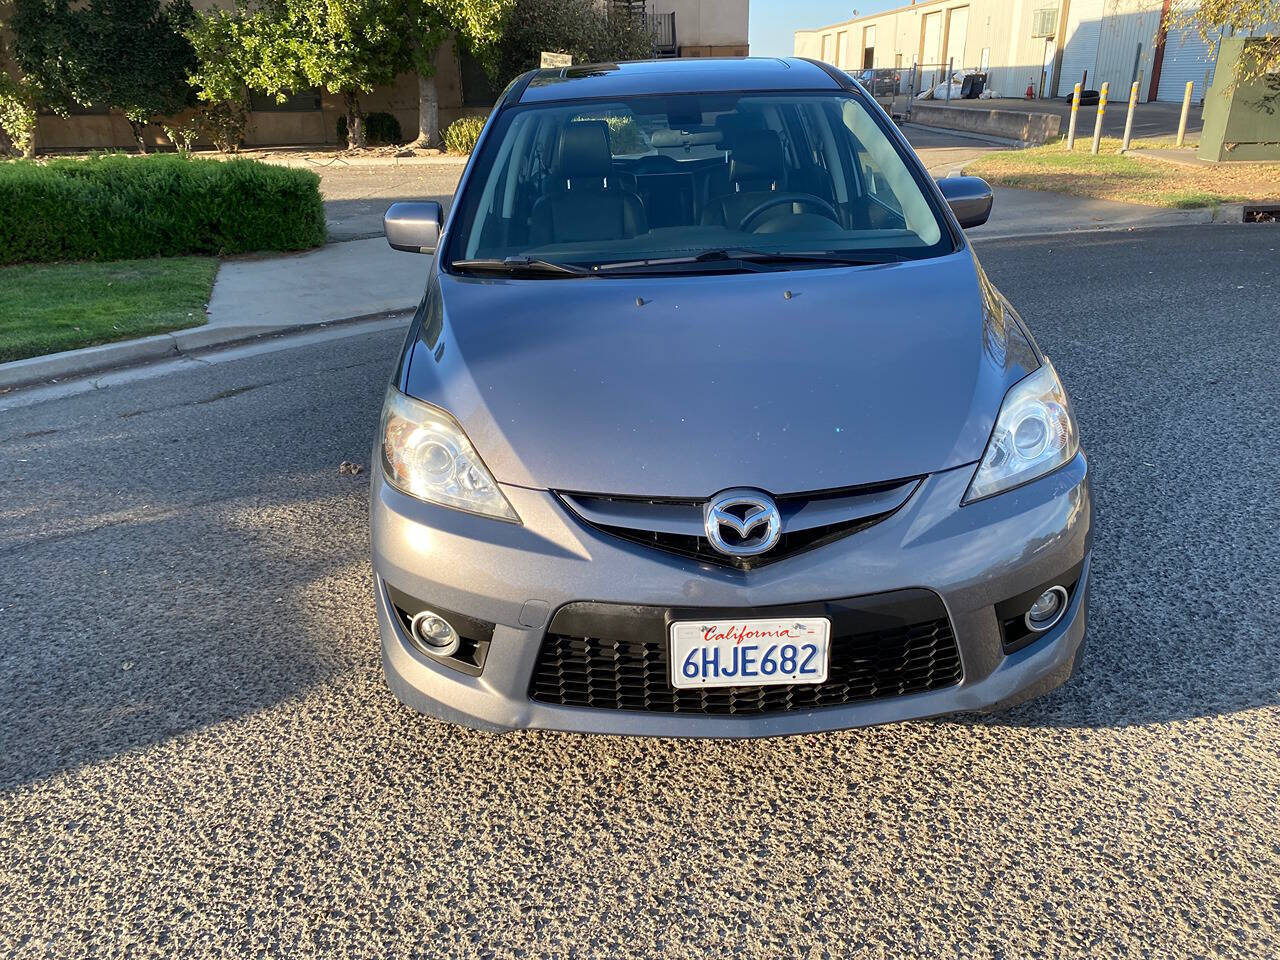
left=964, top=361, right=1079, bottom=503
left=380, top=387, right=519, bottom=522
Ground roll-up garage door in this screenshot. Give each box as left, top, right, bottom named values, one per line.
left=945, top=7, right=969, bottom=67
left=1056, top=0, right=1104, bottom=95
left=1156, top=25, right=1216, bottom=101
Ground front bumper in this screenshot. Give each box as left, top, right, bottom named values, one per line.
left=371, top=453, right=1092, bottom=738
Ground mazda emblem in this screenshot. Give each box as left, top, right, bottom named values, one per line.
left=704, top=488, right=782, bottom=558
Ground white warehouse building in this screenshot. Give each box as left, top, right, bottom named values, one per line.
left=795, top=0, right=1246, bottom=103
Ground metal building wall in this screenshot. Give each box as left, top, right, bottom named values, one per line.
left=1091, top=0, right=1164, bottom=96
left=794, top=0, right=1211, bottom=104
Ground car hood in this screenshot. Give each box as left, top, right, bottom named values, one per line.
left=400, top=252, right=1038, bottom=497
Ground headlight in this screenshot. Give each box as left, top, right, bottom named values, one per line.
left=964, top=361, right=1079, bottom=503
left=380, top=387, right=519, bottom=522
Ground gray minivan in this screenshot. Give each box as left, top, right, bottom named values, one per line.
left=371, top=58, right=1092, bottom=737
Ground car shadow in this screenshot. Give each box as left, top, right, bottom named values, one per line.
left=0, top=333, right=400, bottom=791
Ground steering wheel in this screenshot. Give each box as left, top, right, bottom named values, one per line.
left=739, top=193, right=840, bottom=232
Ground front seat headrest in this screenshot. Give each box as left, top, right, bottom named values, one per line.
left=729, top=129, right=785, bottom=190
left=555, top=120, right=614, bottom=184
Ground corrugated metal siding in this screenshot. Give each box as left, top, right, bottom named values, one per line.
left=1092, top=0, right=1162, bottom=94
left=1156, top=24, right=1216, bottom=101
left=1057, top=0, right=1105, bottom=94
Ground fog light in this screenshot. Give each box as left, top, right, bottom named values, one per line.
left=410, top=609, right=461, bottom=657
left=1025, top=585, right=1069, bottom=633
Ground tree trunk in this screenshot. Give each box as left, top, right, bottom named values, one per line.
left=416, top=70, right=439, bottom=148
left=24, top=128, right=36, bottom=160
left=129, top=119, right=149, bottom=154
left=343, top=91, right=365, bottom=149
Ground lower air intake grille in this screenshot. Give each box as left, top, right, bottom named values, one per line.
left=529, top=590, right=962, bottom=715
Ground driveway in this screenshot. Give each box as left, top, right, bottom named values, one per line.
left=2, top=223, right=1277, bottom=957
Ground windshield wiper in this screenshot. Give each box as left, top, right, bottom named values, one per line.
left=592, top=248, right=905, bottom=274
left=451, top=256, right=590, bottom=276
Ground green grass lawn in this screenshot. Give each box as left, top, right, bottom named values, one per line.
left=0, top=257, right=219, bottom=364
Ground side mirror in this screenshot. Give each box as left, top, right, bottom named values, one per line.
left=937, top=176, right=993, bottom=229
left=384, top=201, right=443, bottom=254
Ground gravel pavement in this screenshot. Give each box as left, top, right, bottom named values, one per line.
left=2, top=224, right=1278, bottom=958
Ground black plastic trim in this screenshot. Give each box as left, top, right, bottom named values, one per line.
left=800, top=57, right=858, bottom=91
left=996, top=559, right=1086, bottom=653
left=504, top=69, right=539, bottom=108
left=385, top=583, right=494, bottom=676
left=530, top=589, right=963, bottom=715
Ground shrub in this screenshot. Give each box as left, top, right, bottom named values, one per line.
left=0, top=154, right=326, bottom=265
left=198, top=100, right=249, bottom=153
left=337, top=111, right=402, bottom=147
left=444, top=115, right=486, bottom=154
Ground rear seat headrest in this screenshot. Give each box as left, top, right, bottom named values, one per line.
left=729, top=129, right=785, bottom=187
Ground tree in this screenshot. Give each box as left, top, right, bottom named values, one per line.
left=9, top=0, right=196, bottom=152
left=0, top=70, right=39, bottom=158
left=390, top=0, right=509, bottom=148
left=232, top=0, right=407, bottom=149
left=485, top=0, right=655, bottom=93
left=1170, top=0, right=1279, bottom=90
left=186, top=9, right=256, bottom=151
left=0, top=24, right=40, bottom=157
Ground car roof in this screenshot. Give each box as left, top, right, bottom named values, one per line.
left=516, top=57, right=845, bottom=104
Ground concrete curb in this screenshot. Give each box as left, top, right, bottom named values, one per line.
left=0, top=307, right=418, bottom=393
left=241, top=152, right=470, bottom=169
left=901, top=122, right=1027, bottom=147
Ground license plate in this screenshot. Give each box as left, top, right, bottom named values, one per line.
left=669, top=617, right=830, bottom=689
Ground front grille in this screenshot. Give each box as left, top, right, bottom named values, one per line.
left=530, top=590, right=962, bottom=715
left=558, top=479, right=919, bottom=570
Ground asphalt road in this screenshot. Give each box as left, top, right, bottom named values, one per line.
left=315, top=158, right=469, bottom=241
left=2, top=224, right=1278, bottom=958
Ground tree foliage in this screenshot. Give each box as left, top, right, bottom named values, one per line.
left=213, top=0, right=408, bottom=148
left=9, top=0, right=195, bottom=149
left=0, top=70, right=39, bottom=157
left=0, top=25, right=39, bottom=157
left=185, top=8, right=260, bottom=151
left=485, top=0, right=655, bottom=91
left=387, top=0, right=509, bottom=147
left=1169, top=0, right=1279, bottom=86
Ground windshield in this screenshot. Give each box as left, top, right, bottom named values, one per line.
left=445, top=91, right=952, bottom=274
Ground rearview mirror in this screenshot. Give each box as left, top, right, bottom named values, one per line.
left=936, top=176, right=993, bottom=229
left=384, top=201, right=443, bottom=254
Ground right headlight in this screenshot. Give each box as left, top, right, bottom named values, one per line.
left=963, top=361, right=1079, bottom=503
left=380, top=387, right=519, bottom=522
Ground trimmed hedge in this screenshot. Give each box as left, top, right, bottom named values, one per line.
left=0, top=154, right=326, bottom=265
left=444, top=116, right=486, bottom=155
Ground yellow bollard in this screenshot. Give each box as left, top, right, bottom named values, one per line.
left=1176, top=80, right=1194, bottom=147
left=1091, top=81, right=1109, bottom=155
left=1066, top=83, right=1082, bottom=150
left=1121, top=80, right=1139, bottom=151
